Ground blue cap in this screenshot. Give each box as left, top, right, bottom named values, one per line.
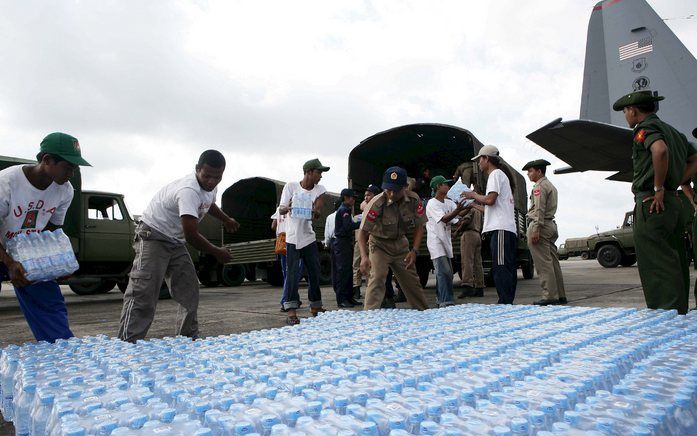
left=382, top=166, right=408, bottom=191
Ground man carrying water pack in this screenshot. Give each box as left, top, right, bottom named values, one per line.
left=0, top=132, right=91, bottom=342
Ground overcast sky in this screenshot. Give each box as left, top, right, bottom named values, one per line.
left=1, top=0, right=695, bottom=242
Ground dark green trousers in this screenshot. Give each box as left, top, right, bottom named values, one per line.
left=634, top=194, right=689, bottom=314
left=692, top=214, right=697, bottom=308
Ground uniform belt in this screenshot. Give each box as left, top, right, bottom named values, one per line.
left=634, top=190, right=678, bottom=200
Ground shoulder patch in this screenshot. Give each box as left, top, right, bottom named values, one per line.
left=342, top=212, right=350, bottom=218
left=366, top=209, right=378, bottom=222
left=635, top=129, right=646, bottom=144
left=416, top=202, right=425, bottom=216
left=533, top=188, right=541, bottom=197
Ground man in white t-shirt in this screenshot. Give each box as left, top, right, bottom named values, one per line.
left=426, top=176, right=464, bottom=307
left=0, top=132, right=90, bottom=342
left=463, top=145, right=518, bottom=304
left=278, top=158, right=329, bottom=324
left=118, top=150, right=240, bottom=342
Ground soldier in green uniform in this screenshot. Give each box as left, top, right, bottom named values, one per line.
left=358, top=166, right=429, bottom=310
left=679, top=128, right=697, bottom=310
left=522, top=159, right=566, bottom=306
left=613, top=90, right=697, bottom=314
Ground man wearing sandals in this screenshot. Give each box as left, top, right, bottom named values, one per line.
left=279, top=158, right=330, bottom=324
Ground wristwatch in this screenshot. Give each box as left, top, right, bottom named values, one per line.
left=654, top=186, right=664, bottom=192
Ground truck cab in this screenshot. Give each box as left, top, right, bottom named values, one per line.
left=65, top=191, right=136, bottom=294
left=588, top=211, right=636, bottom=268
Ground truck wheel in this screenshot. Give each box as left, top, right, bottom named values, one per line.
left=221, top=265, right=245, bottom=287
left=597, top=245, right=622, bottom=268
left=620, top=255, right=637, bottom=267
left=69, top=280, right=116, bottom=295
left=581, top=252, right=589, bottom=260
left=264, top=261, right=285, bottom=287
left=197, top=265, right=221, bottom=288
left=318, top=251, right=332, bottom=286
left=416, top=258, right=431, bottom=288
left=245, top=265, right=257, bottom=282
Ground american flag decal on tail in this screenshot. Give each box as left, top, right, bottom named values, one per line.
left=619, top=37, right=653, bottom=61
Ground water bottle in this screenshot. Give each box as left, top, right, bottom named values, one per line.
left=14, top=381, right=37, bottom=436
left=30, top=389, right=55, bottom=436
left=9, top=234, right=39, bottom=282
left=45, top=231, right=68, bottom=277
left=54, top=229, right=79, bottom=275
left=28, top=232, right=52, bottom=281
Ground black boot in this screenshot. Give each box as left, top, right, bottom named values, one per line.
left=473, top=288, right=484, bottom=297
left=458, top=285, right=476, bottom=299
left=353, top=286, right=362, bottom=300
left=394, top=290, right=407, bottom=303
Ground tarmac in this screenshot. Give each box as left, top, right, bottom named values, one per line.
left=1, top=258, right=686, bottom=349
left=1, top=258, right=694, bottom=433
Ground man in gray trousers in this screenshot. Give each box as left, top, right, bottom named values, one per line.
left=118, top=150, right=239, bottom=342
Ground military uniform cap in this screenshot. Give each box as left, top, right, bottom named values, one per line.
left=382, top=166, right=408, bottom=191
left=612, top=90, right=665, bottom=111
left=522, top=159, right=551, bottom=171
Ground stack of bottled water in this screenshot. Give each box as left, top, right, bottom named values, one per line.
left=291, top=191, right=313, bottom=220
left=1, top=305, right=696, bottom=435
left=4, top=230, right=79, bottom=283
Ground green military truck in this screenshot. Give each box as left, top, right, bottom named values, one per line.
left=216, top=177, right=339, bottom=287
left=562, top=237, right=591, bottom=260
left=347, top=123, right=534, bottom=287
left=590, top=197, right=694, bottom=268
left=588, top=211, right=636, bottom=268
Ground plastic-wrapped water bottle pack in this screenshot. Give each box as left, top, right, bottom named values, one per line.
left=4, top=230, right=79, bottom=282
left=1, top=304, right=696, bottom=435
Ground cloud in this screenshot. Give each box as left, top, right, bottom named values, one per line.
left=0, top=0, right=695, bottom=243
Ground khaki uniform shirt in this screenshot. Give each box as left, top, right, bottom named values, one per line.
left=527, top=176, right=557, bottom=232
left=632, top=113, right=695, bottom=194
left=459, top=207, right=483, bottom=234
left=360, top=191, right=427, bottom=239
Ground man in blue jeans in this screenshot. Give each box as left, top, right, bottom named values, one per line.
left=0, top=132, right=91, bottom=342
left=278, top=158, right=330, bottom=324
left=463, top=145, right=518, bottom=304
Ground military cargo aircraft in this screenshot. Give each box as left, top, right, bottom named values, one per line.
left=527, top=0, right=697, bottom=180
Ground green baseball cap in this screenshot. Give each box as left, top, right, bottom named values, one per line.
left=40, top=132, right=91, bottom=166
left=429, top=175, right=452, bottom=190
left=612, top=90, right=664, bottom=111
left=303, top=158, right=330, bottom=172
